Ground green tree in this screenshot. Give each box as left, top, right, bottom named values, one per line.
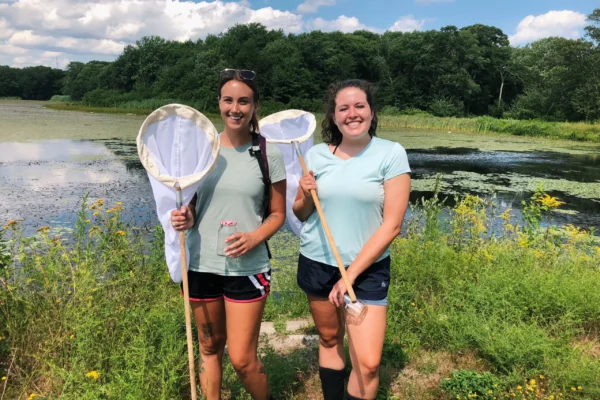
left=585, top=8, right=600, bottom=43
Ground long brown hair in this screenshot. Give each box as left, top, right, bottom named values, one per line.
left=321, top=79, right=378, bottom=146
left=218, top=71, right=260, bottom=134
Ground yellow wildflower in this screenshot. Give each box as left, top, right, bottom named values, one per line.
left=571, top=387, right=576, bottom=391
left=93, top=211, right=99, bottom=217
left=539, top=375, right=544, bottom=380
left=1, top=376, right=6, bottom=380
left=86, top=370, right=100, bottom=380
left=116, top=230, right=125, bottom=236
left=3, top=219, right=17, bottom=229
left=517, top=235, right=529, bottom=248
left=578, top=386, right=582, bottom=390
left=596, top=247, right=600, bottom=256
left=530, top=378, right=536, bottom=385
left=500, top=209, right=512, bottom=222
left=85, top=219, right=90, bottom=223
left=517, top=386, right=523, bottom=391
left=537, top=194, right=565, bottom=209
left=28, top=394, right=36, bottom=400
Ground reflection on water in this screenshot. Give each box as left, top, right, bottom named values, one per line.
left=0, top=139, right=155, bottom=235
left=0, top=140, right=113, bottom=163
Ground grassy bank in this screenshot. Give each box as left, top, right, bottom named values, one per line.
left=2, top=188, right=599, bottom=399
left=379, top=114, right=600, bottom=143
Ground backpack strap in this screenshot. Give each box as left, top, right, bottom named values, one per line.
left=249, top=132, right=272, bottom=259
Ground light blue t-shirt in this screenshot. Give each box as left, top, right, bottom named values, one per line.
left=299, top=137, right=411, bottom=267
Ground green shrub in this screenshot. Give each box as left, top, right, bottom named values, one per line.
left=440, top=370, right=500, bottom=400
left=429, top=97, right=464, bottom=117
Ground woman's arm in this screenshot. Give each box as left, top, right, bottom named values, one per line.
left=225, top=179, right=287, bottom=257
left=292, top=171, right=317, bottom=222
left=329, top=173, right=410, bottom=305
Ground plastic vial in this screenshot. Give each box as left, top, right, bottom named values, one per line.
left=344, top=294, right=368, bottom=324
left=217, top=220, right=237, bottom=256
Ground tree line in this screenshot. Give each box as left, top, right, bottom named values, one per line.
left=1, top=8, right=598, bottom=122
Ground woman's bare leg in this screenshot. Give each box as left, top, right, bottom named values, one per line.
left=191, top=299, right=227, bottom=400
left=224, top=297, right=271, bottom=400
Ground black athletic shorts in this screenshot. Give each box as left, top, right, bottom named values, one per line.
left=180, top=269, right=271, bottom=303
left=296, top=253, right=390, bottom=305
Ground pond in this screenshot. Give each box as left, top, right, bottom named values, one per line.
left=1, top=100, right=599, bottom=236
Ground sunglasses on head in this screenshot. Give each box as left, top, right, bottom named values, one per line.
left=220, top=68, right=256, bottom=81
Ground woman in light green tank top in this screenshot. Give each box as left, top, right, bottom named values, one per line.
left=293, top=80, right=411, bottom=400
left=170, top=70, right=287, bottom=400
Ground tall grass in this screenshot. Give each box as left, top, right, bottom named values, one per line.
left=378, top=114, right=600, bottom=143
left=1, top=186, right=599, bottom=399
left=45, top=101, right=221, bottom=119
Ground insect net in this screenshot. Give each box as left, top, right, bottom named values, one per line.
left=259, top=110, right=315, bottom=236
left=137, top=104, right=219, bottom=282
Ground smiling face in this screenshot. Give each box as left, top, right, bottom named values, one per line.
left=333, top=87, right=373, bottom=141
left=218, top=79, right=256, bottom=134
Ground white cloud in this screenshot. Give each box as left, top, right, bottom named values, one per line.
left=8, top=30, right=127, bottom=55
left=297, top=0, right=335, bottom=14
left=415, top=0, right=454, bottom=4
left=250, top=7, right=303, bottom=33
left=0, top=0, right=310, bottom=67
left=308, top=15, right=380, bottom=33
left=0, top=43, right=28, bottom=55
left=389, top=15, right=425, bottom=32
left=509, top=10, right=587, bottom=45
left=41, top=51, right=62, bottom=57
left=0, top=17, right=15, bottom=39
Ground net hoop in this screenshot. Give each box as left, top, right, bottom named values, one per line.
left=137, top=103, right=219, bottom=189
left=259, top=109, right=316, bottom=144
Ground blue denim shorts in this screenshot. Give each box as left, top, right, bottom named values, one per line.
left=297, top=253, right=390, bottom=306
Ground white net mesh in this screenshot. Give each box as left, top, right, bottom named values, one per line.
left=137, top=104, right=219, bottom=282
left=259, top=110, right=315, bottom=236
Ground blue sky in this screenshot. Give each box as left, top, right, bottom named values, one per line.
left=0, top=0, right=597, bottom=68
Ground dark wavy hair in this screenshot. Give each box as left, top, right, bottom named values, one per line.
left=218, top=71, right=260, bottom=135
left=321, top=79, right=378, bottom=146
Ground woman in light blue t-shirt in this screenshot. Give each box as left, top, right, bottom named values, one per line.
left=293, top=80, right=411, bottom=400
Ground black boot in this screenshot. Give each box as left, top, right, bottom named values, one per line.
left=319, top=366, right=346, bottom=400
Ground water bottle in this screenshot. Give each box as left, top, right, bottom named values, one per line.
left=217, top=220, right=237, bottom=256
